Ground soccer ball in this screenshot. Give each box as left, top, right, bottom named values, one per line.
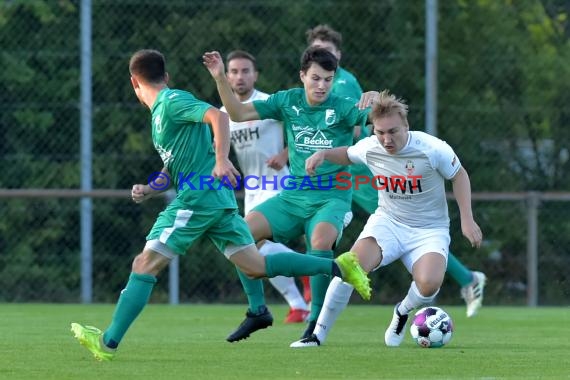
left=409, top=306, right=453, bottom=348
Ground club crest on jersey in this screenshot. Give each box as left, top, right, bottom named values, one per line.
left=405, top=160, right=415, bottom=176
left=325, top=109, right=336, bottom=125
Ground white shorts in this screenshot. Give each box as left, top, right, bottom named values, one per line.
left=244, top=190, right=281, bottom=215
left=357, top=213, right=450, bottom=273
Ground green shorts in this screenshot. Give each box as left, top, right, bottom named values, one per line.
left=351, top=163, right=379, bottom=214
left=146, top=197, right=254, bottom=256
left=251, top=191, right=352, bottom=246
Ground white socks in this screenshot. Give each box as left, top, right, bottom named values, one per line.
left=259, top=240, right=308, bottom=311
left=313, top=276, right=354, bottom=344
left=397, top=281, right=440, bottom=315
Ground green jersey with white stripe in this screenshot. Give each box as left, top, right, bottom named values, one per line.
left=150, top=88, right=236, bottom=210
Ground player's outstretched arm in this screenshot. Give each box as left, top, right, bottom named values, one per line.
left=131, top=167, right=171, bottom=203
left=204, top=107, right=240, bottom=187
left=202, top=51, right=260, bottom=122
left=305, top=147, right=351, bottom=175
left=451, top=167, right=483, bottom=248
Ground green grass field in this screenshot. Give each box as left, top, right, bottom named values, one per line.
left=1, top=304, right=568, bottom=379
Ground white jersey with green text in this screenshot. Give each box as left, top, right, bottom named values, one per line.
left=151, top=88, right=237, bottom=210
left=221, top=89, right=289, bottom=198
left=347, top=131, right=461, bottom=228
left=253, top=88, right=369, bottom=201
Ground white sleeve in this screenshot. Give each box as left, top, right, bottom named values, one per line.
left=434, top=139, right=462, bottom=179
left=346, top=136, right=376, bottom=165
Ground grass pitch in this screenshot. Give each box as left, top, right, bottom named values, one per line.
left=0, top=304, right=568, bottom=379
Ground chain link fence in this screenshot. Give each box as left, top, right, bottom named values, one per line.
left=1, top=0, right=569, bottom=305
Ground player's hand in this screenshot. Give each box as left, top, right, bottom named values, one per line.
left=212, top=158, right=241, bottom=187
left=305, top=151, right=325, bottom=176
left=202, top=51, right=225, bottom=80
left=266, top=151, right=288, bottom=170
left=461, top=219, right=483, bottom=248
left=357, top=91, right=381, bottom=110
left=132, top=184, right=151, bottom=204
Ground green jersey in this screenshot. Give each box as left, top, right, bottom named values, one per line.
left=332, top=66, right=369, bottom=139
left=253, top=88, right=368, bottom=201
left=332, top=66, right=378, bottom=214
left=333, top=67, right=363, bottom=102
left=150, top=88, right=236, bottom=210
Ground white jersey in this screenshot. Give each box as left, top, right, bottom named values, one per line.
left=222, top=89, right=290, bottom=200
left=347, top=131, right=461, bottom=229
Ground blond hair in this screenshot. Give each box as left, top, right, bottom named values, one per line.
left=370, top=90, right=409, bottom=126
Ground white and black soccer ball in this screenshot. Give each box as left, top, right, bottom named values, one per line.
left=409, top=306, right=453, bottom=348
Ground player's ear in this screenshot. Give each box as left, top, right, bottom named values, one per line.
left=164, top=72, right=170, bottom=84
left=130, top=75, right=139, bottom=89
left=299, top=70, right=305, bottom=83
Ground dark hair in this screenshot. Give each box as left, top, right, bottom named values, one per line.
left=300, top=46, right=338, bottom=73
left=129, top=49, right=166, bottom=84
left=226, top=50, right=257, bottom=71
left=305, top=24, right=342, bottom=50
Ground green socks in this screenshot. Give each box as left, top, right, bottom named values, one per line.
left=236, top=268, right=266, bottom=314
left=447, top=253, right=473, bottom=287
left=306, top=250, right=334, bottom=321
left=264, top=249, right=334, bottom=321
left=103, top=272, right=157, bottom=348
left=238, top=250, right=337, bottom=316
left=265, top=251, right=333, bottom=278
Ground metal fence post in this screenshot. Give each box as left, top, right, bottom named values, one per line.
left=169, top=256, right=180, bottom=305
left=425, top=0, right=438, bottom=137
left=526, top=192, right=539, bottom=307
left=164, top=189, right=180, bottom=304
left=80, top=0, right=93, bottom=304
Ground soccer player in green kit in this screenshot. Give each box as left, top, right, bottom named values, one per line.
left=69, top=49, right=370, bottom=361
left=307, top=24, right=487, bottom=319
left=305, top=24, right=376, bottom=215
left=204, top=46, right=380, bottom=342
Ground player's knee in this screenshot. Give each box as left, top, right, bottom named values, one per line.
left=309, top=236, right=335, bottom=250
left=240, top=266, right=264, bottom=279
left=131, top=251, right=169, bottom=275
left=354, top=249, right=381, bottom=273
left=245, top=212, right=271, bottom=241
left=229, top=245, right=267, bottom=278
left=415, top=278, right=442, bottom=297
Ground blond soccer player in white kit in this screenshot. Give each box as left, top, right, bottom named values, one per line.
left=290, top=89, right=483, bottom=347
left=223, top=50, right=310, bottom=324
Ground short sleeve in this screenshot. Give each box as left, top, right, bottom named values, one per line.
left=347, top=135, right=377, bottom=165
left=170, top=91, right=211, bottom=124
left=434, top=140, right=462, bottom=179
left=252, top=90, right=287, bottom=121
left=344, top=103, right=369, bottom=129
